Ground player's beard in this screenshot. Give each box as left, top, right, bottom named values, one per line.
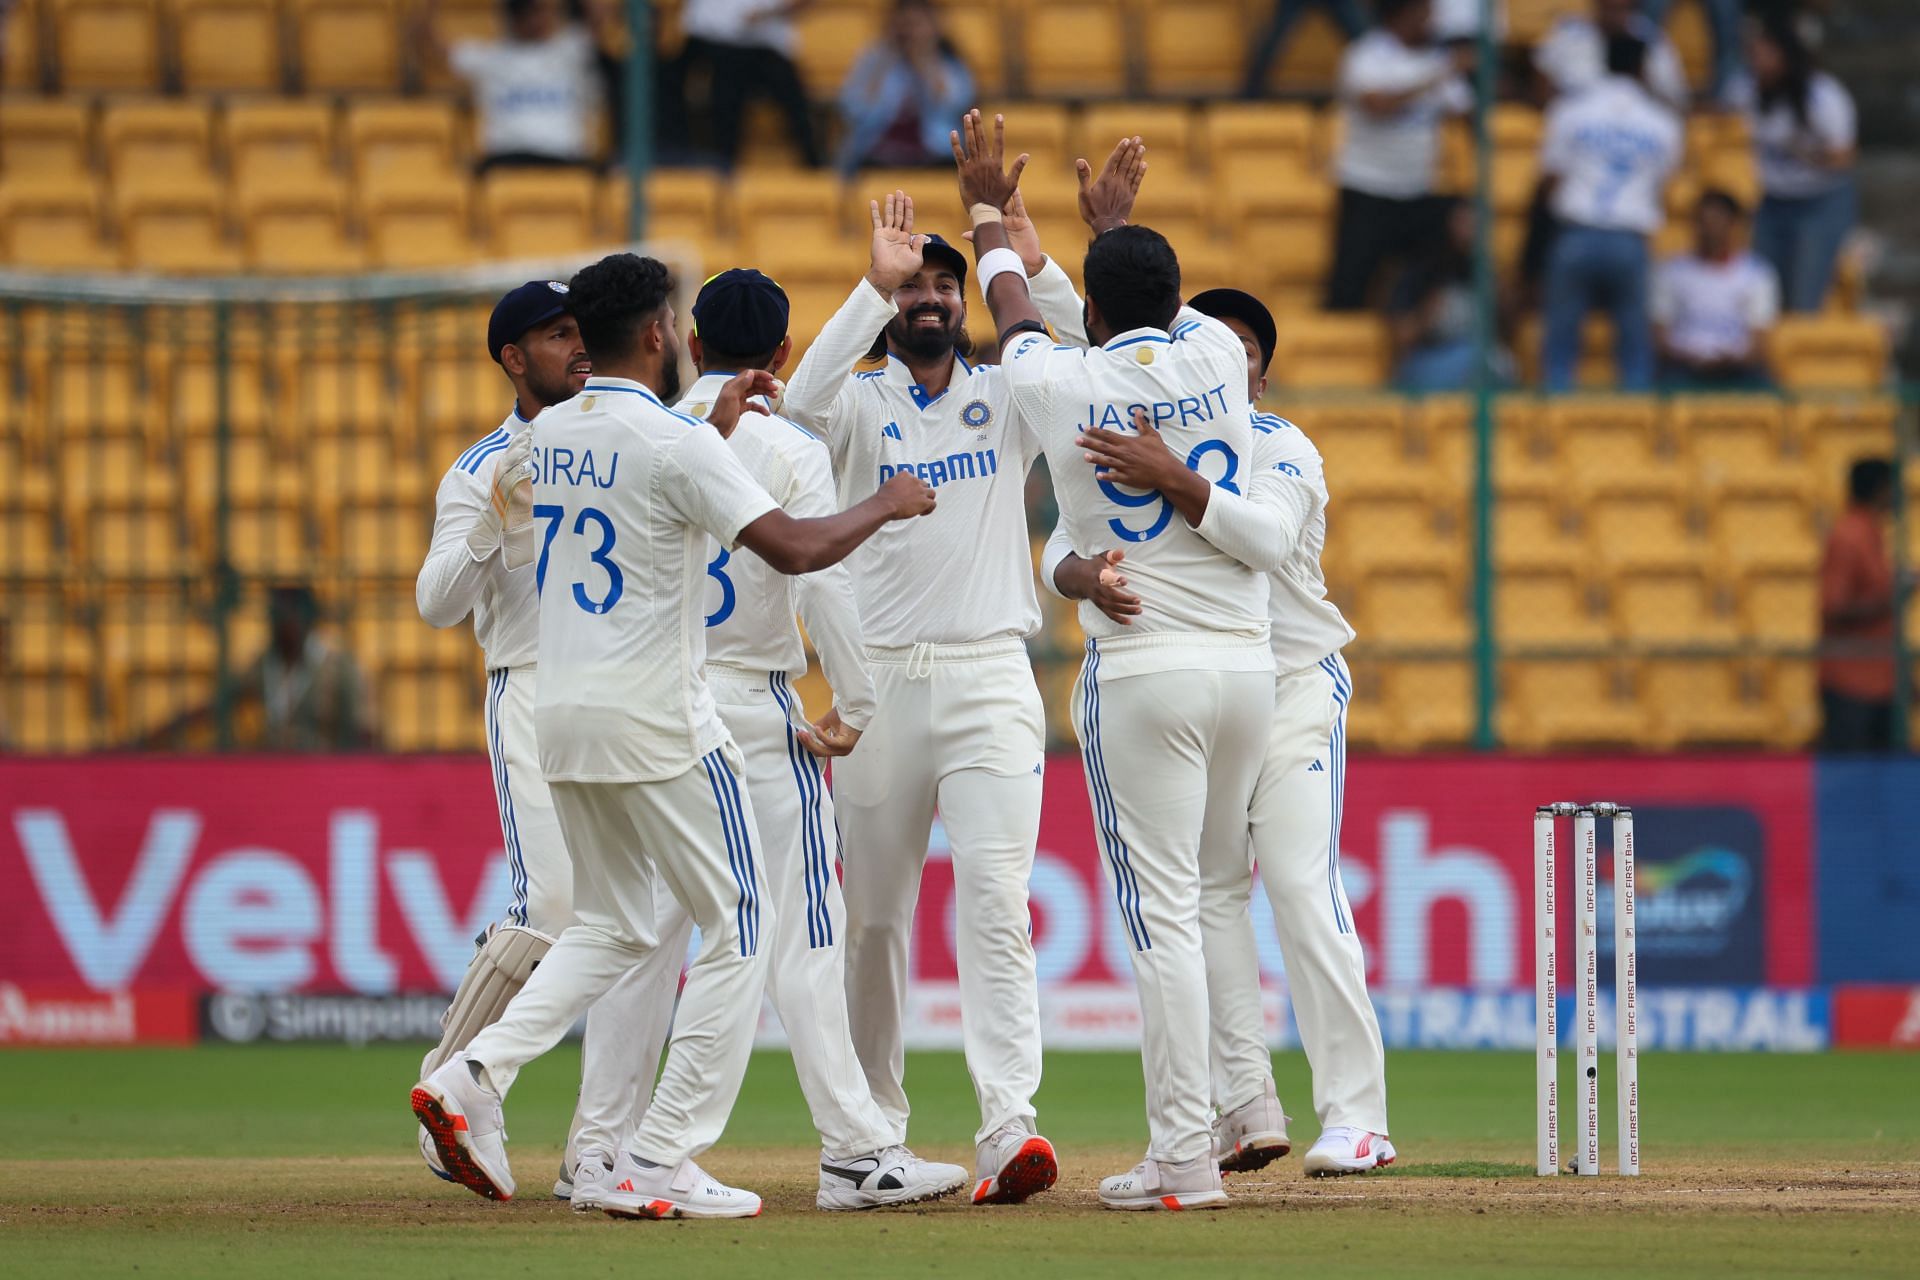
left=656, top=353, right=683, bottom=403
left=889, top=305, right=963, bottom=363
left=524, top=366, right=577, bottom=410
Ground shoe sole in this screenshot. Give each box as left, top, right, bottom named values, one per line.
left=972, top=1138, right=1059, bottom=1205
left=410, top=1086, right=511, bottom=1201
left=1100, top=1191, right=1231, bottom=1212
left=603, top=1199, right=763, bottom=1220
left=1218, top=1135, right=1292, bottom=1176
left=1305, top=1152, right=1397, bottom=1178
left=816, top=1179, right=967, bottom=1211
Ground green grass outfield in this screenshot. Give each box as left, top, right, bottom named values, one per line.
left=3, top=1045, right=1917, bottom=1278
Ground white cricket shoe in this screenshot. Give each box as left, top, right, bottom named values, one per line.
left=1303, top=1126, right=1396, bottom=1177
left=1213, top=1081, right=1291, bottom=1175
left=816, top=1145, right=968, bottom=1210
left=420, top=1126, right=452, bottom=1183
left=970, top=1124, right=1059, bottom=1205
left=410, top=1053, right=515, bottom=1201
left=552, top=1157, right=572, bottom=1201
left=568, top=1151, right=616, bottom=1213
left=599, top=1152, right=763, bottom=1220
left=1098, top=1154, right=1229, bottom=1211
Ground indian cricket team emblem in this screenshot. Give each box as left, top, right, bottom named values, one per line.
left=961, top=399, right=992, bottom=431
left=546, top=280, right=569, bottom=293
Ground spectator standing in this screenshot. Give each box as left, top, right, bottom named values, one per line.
left=1728, top=13, right=1857, bottom=312
left=1653, top=189, right=1778, bottom=388
left=1534, top=0, right=1689, bottom=110
left=416, top=0, right=619, bottom=173
left=1536, top=33, right=1681, bottom=392
left=1242, top=0, right=1369, bottom=99
left=1325, top=0, right=1473, bottom=312
left=1387, top=198, right=1515, bottom=390
left=834, top=0, right=973, bottom=175
left=682, top=0, right=823, bottom=169
left=1818, top=459, right=1901, bottom=753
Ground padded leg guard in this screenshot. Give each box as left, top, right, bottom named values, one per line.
left=421, top=924, right=555, bottom=1077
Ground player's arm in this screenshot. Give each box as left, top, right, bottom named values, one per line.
left=417, top=430, right=534, bottom=623
left=737, top=477, right=933, bottom=575
left=785, top=441, right=880, bottom=754
left=968, top=190, right=1090, bottom=348
left=1040, top=521, right=1142, bottom=625
left=951, top=110, right=1046, bottom=341
left=780, top=191, right=923, bottom=443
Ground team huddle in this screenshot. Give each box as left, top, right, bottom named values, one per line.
left=409, top=110, right=1392, bottom=1219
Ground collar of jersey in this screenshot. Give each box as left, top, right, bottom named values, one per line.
left=1102, top=327, right=1173, bottom=352
left=582, top=377, right=663, bottom=406
left=887, top=349, right=972, bottom=409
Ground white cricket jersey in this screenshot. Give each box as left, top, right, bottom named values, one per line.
left=418, top=407, right=542, bottom=670
left=1246, top=413, right=1356, bottom=672
left=1003, top=309, right=1271, bottom=676
left=527, top=376, right=780, bottom=783
left=1533, top=14, right=1689, bottom=112
left=1540, top=76, right=1681, bottom=235
left=674, top=372, right=878, bottom=730
left=1335, top=29, right=1472, bottom=199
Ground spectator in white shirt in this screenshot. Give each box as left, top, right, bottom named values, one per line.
left=682, top=0, right=822, bottom=169
left=416, top=0, right=618, bottom=172
left=1325, top=0, right=1474, bottom=312
left=1653, top=189, right=1779, bottom=389
left=1533, top=0, right=1689, bottom=110
left=1728, top=12, right=1857, bottom=312
left=1536, top=33, right=1682, bottom=391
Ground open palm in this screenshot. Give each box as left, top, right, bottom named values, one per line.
left=868, top=190, right=925, bottom=290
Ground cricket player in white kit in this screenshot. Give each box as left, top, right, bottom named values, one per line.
left=777, top=192, right=1085, bottom=1204
left=1048, top=287, right=1394, bottom=1178
left=411, top=253, right=937, bottom=1218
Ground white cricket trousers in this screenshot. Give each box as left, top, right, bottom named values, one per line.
left=465, top=742, right=772, bottom=1167
left=1205, top=652, right=1389, bottom=1135
left=570, top=665, right=897, bottom=1162
left=483, top=667, right=661, bottom=1156
left=835, top=640, right=1046, bottom=1148
left=1072, top=638, right=1273, bottom=1163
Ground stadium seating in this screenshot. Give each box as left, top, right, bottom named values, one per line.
left=52, top=0, right=162, bottom=91
left=1018, top=1, right=1128, bottom=98
left=175, top=0, right=285, bottom=92
left=293, top=0, right=403, bottom=92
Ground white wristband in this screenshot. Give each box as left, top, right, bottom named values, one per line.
left=976, top=246, right=1025, bottom=297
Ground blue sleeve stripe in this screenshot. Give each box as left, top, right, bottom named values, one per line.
left=455, top=428, right=508, bottom=472
left=461, top=435, right=513, bottom=474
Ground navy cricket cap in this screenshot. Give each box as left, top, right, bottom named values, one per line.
left=919, top=234, right=969, bottom=288
left=692, top=268, right=791, bottom=356
left=487, top=279, right=572, bottom=364
left=1188, top=287, right=1277, bottom=376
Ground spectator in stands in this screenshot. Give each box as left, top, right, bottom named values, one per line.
left=833, top=0, right=973, bottom=175
left=1818, top=458, right=1902, bottom=753
left=1241, top=0, right=1368, bottom=99
left=1534, top=0, right=1689, bottom=110
left=415, top=0, right=621, bottom=174
left=1325, top=0, right=1473, bottom=312
left=1536, top=33, right=1681, bottom=391
left=682, top=0, right=823, bottom=169
left=1653, top=189, right=1778, bottom=388
left=1729, top=12, right=1857, bottom=312
left=1387, top=198, right=1515, bottom=390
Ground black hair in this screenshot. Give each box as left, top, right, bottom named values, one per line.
left=504, top=0, right=541, bottom=21
left=1374, top=0, right=1426, bottom=25
left=701, top=345, right=783, bottom=373
left=1084, top=226, right=1182, bottom=337
left=893, top=0, right=961, bottom=60
left=1755, top=11, right=1816, bottom=128
left=1850, top=457, right=1895, bottom=505
left=1695, top=187, right=1743, bottom=219
left=567, top=253, right=673, bottom=364
left=1605, top=32, right=1647, bottom=80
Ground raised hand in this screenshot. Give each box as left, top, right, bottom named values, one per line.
left=1076, top=135, right=1147, bottom=235
left=866, top=190, right=925, bottom=293
left=708, top=369, right=780, bottom=439
left=964, top=190, right=1044, bottom=275
left=950, top=109, right=1028, bottom=215
left=876, top=471, right=937, bottom=519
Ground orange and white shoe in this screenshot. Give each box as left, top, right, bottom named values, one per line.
left=410, top=1053, right=515, bottom=1201
left=1098, top=1154, right=1229, bottom=1211
left=1303, top=1127, right=1396, bottom=1177
left=599, top=1152, right=763, bottom=1220
left=1213, top=1081, right=1291, bottom=1175
left=970, top=1124, right=1058, bottom=1205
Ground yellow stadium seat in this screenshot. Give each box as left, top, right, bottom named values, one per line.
left=1769, top=316, right=1889, bottom=390
left=793, top=1, right=883, bottom=95
left=419, top=361, right=509, bottom=438
left=1588, top=493, right=1712, bottom=573
left=1494, top=493, right=1587, bottom=573
left=382, top=668, right=482, bottom=751
left=350, top=609, right=474, bottom=673
left=292, top=0, right=402, bottom=91
left=278, top=353, right=401, bottom=440
left=1766, top=657, right=1818, bottom=748
left=1137, top=0, right=1242, bottom=97
left=1378, top=659, right=1476, bottom=750
left=101, top=100, right=215, bottom=185
left=480, top=167, right=600, bottom=257
left=218, top=506, right=312, bottom=578
left=2, top=671, right=99, bottom=751
left=1308, top=397, right=1412, bottom=497
left=181, top=435, right=296, bottom=517
left=979, top=101, right=1072, bottom=176
left=5, top=0, right=44, bottom=91
left=1642, top=657, right=1775, bottom=749
left=1332, top=494, right=1461, bottom=580
left=311, top=435, right=425, bottom=506
left=360, top=174, right=477, bottom=270
left=239, top=175, right=365, bottom=274
left=734, top=170, right=848, bottom=256
left=1496, top=565, right=1611, bottom=650
left=1201, top=102, right=1314, bottom=178
left=347, top=99, right=463, bottom=181
left=227, top=101, right=337, bottom=188
left=1551, top=396, right=1688, bottom=498
left=937, top=1, right=1006, bottom=95
left=166, top=350, right=273, bottom=437
left=1270, top=313, right=1388, bottom=391
left=608, top=168, right=725, bottom=243
left=1742, top=567, right=1818, bottom=649
left=173, top=0, right=283, bottom=91
left=77, top=507, right=194, bottom=578
left=1219, top=160, right=1336, bottom=229
left=1701, top=147, right=1760, bottom=211
left=421, top=0, right=503, bottom=90
left=1019, top=1, right=1127, bottom=97
left=0, top=176, right=112, bottom=269
left=53, top=0, right=161, bottom=90
left=1790, top=397, right=1898, bottom=503
left=1362, top=566, right=1469, bottom=650
left=1492, top=400, right=1563, bottom=498
left=335, top=496, right=430, bottom=577
left=1256, top=7, right=1345, bottom=92
left=1078, top=103, right=1196, bottom=174
left=1128, top=184, right=1211, bottom=252
left=1172, top=240, right=1243, bottom=298
left=1504, top=658, right=1644, bottom=752
left=1668, top=395, right=1805, bottom=498
left=0, top=100, right=92, bottom=177
left=0, top=508, right=62, bottom=578
left=1614, top=566, right=1740, bottom=648
left=1715, top=493, right=1817, bottom=578
left=48, top=360, right=151, bottom=442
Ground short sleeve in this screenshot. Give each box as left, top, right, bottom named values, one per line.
left=1538, top=99, right=1571, bottom=176
left=1744, top=261, right=1780, bottom=330
left=1000, top=330, right=1067, bottom=426
left=1810, top=76, right=1856, bottom=150
left=662, top=424, right=781, bottom=548
left=447, top=39, right=494, bottom=80
left=782, top=431, right=839, bottom=520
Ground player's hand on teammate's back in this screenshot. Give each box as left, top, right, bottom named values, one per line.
left=796, top=705, right=863, bottom=758
left=1076, top=135, right=1147, bottom=235
left=1078, top=406, right=1181, bottom=491
left=867, top=190, right=927, bottom=293
left=1061, top=549, right=1143, bottom=625
left=951, top=109, right=1028, bottom=213
left=708, top=369, right=781, bottom=439
left=876, top=472, right=937, bottom=520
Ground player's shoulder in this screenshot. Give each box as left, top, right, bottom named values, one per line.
left=444, top=424, right=514, bottom=480
left=1252, top=411, right=1322, bottom=456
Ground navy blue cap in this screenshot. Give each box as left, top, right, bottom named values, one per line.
left=1188, top=288, right=1277, bottom=376
left=487, top=279, right=572, bottom=364
left=691, top=268, right=791, bottom=356
left=919, top=234, right=968, bottom=288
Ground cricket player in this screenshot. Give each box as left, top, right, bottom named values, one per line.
left=954, top=110, right=1300, bottom=1209
left=1046, top=288, right=1394, bottom=1177
left=775, top=191, right=1087, bottom=1204
left=572, top=267, right=969, bottom=1211
left=413, top=280, right=657, bottom=1184
left=411, top=252, right=936, bottom=1218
